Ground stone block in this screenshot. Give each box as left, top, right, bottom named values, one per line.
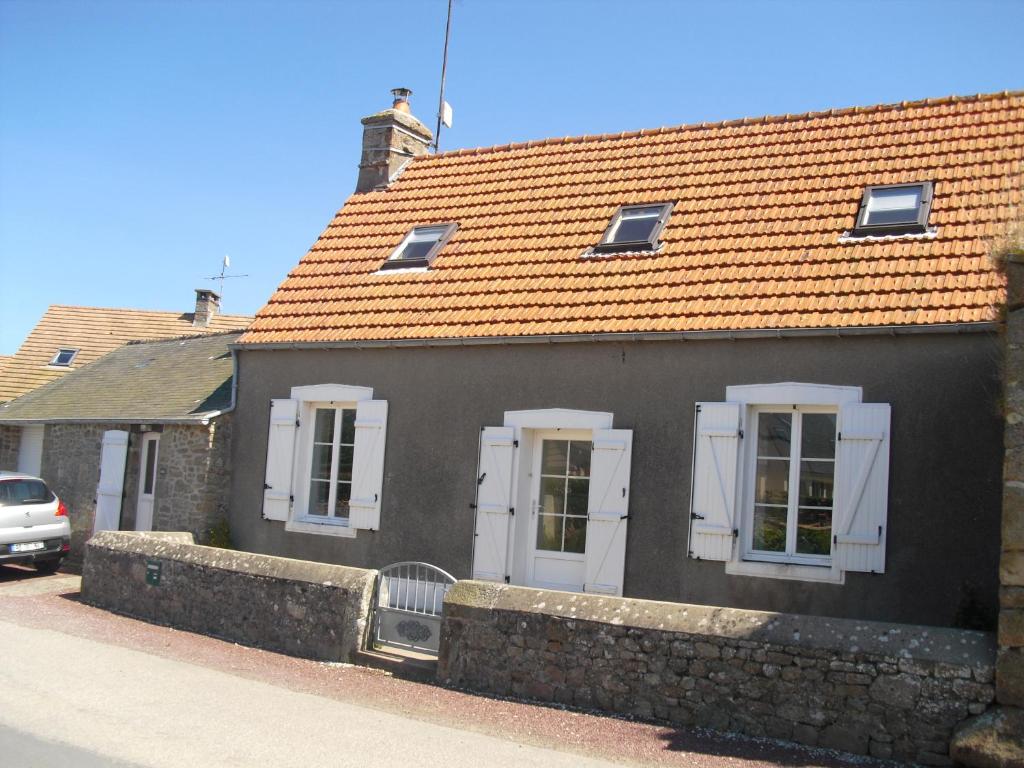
left=1005, top=485, right=1024, bottom=550
left=1002, top=551, right=1024, bottom=588
left=996, top=649, right=1024, bottom=707
left=819, top=725, right=869, bottom=755
left=870, top=673, right=922, bottom=709
left=999, top=610, right=1024, bottom=649
left=1003, top=587, right=1024, bottom=610
left=950, top=706, right=1024, bottom=768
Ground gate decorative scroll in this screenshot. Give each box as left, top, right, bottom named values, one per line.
left=373, top=562, right=456, bottom=656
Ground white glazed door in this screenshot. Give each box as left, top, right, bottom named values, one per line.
left=528, top=430, right=591, bottom=592
left=134, top=433, right=160, bottom=532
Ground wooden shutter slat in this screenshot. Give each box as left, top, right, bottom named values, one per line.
left=583, top=428, right=632, bottom=596
left=472, top=426, right=516, bottom=583
left=262, top=399, right=297, bottom=521
left=349, top=399, right=388, bottom=530
left=689, top=402, right=742, bottom=561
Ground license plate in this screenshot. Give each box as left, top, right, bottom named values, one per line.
left=11, top=542, right=44, bottom=553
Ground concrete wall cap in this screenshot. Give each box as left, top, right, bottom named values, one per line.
left=360, top=108, right=433, bottom=140
left=87, top=531, right=377, bottom=589
left=446, top=580, right=996, bottom=668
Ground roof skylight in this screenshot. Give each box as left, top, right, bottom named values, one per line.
left=853, top=182, right=933, bottom=236
left=380, top=223, right=458, bottom=270
left=592, top=203, right=673, bottom=254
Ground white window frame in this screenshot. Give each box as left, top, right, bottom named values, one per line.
left=48, top=348, right=79, bottom=367
left=379, top=223, right=458, bottom=271
left=724, top=383, right=861, bottom=584
left=285, top=383, right=373, bottom=538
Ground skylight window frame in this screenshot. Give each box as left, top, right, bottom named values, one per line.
left=49, top=348, right=79, bottom=367
left=591, top=202, right=674, bottom=255
left=379, top=222, right=459, bottom=271
left=852, top=181, right=934, bottom=237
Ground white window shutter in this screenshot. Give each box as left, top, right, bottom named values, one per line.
left=349, top=399, right=388, bottom=531
left=472, top=426, right=516, bottom=583
left=689, top=402, right=742, bottom=561
left=262, top=398, right=298, bottom=521
left=583, top=429, right=633, bottom=596
left=834, top=402, right=891, bottom=573
left=94, top=429, right=129, bottom=533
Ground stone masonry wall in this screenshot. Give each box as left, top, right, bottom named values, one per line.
left=439, top=581, right=996, bottom=765
left=0, top=425, right=19, bottom=471
left=82, top=531, right=377, bottom=662
left=999, top=260, right=1024, bottom=710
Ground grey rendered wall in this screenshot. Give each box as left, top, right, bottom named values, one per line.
left=228, top=333, right=1003, bottom=629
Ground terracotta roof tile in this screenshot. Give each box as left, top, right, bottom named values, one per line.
left=1, top=305, right=252, bottom=402
left=241, top=92, right=1024, bottom=345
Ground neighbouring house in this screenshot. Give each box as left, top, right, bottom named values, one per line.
left=227, top=89, right=1024, bottom=631
left=0, top=331, right=244, bottom=562
left=0, top=289, right=251, bottom=477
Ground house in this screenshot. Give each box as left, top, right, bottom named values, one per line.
left=227, top=89, right=1023, bottom=631
left=0, top=331, right=244, bottom=561
left=0, top=289, right=251, bottom=476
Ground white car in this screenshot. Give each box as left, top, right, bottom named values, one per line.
left=0, top=472, right=71, bottom=573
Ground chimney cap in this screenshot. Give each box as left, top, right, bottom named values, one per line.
left=195, top=288, right=221, bottom=300
left=391, top=87, right=412, bottom=113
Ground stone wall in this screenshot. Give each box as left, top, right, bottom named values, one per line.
left=439, top=581, right=996, bottom=765
left=82, top=531, right=377, bottom=662
left=0, top=424, right=19, bottom=471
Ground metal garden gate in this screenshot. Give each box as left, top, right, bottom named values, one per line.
left=373, top=562, right=456, bottom=656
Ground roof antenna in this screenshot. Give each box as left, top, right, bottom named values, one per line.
left=433, top=0, right=454, bottom=152
left=205, top=255, right=249, bottom=297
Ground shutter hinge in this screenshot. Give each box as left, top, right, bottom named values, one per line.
left=264, top=483, right=271, bottom=490
left=738, top=429, right=744, bottom=439
left=504, top=575, right=510, bottom=584
left=619, top=514, right=631, bottom=521
left=295, top=419, right=300, bottom=427
left=469, top=503, right=477, bottom=509
left=289, top=494, right=294, bottom=502
left=732, top=528, right=738, bottom=537
left=696, top=404, right=702, bottom=413
left=833, top=534, right=837, bottom=544
left=509, top=507, right=515, bottom=516
left=690, top=512, right=705, bottom=520
left=513, top=439, right=519, bottom=448
left=837, top=432, right=842, bottom=441
left=477, top=472, right=487, bottom=485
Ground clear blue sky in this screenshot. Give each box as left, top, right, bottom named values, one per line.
left=1, top=0, right=1021, bottom=353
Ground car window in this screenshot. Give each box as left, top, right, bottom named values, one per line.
left=0, top=479, right=54, bottom=506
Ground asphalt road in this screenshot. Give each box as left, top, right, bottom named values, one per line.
left=0, top=566, right=889, bottom=768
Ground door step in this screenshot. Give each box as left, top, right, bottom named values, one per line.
left=355, top=648, right=437, bottom=682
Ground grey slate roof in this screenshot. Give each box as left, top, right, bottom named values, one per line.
left=0, top=332, right=241, bottom=424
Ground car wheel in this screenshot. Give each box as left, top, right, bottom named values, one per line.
left=34, top=559, right=62, bottom=575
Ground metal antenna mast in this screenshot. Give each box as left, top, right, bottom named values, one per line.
left=433, top=0, right=454, bottom=152
left=204, top=255, right=248, bottom=297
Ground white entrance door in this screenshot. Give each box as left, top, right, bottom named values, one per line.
left=528, top=430, right=591, bottom=592
left=134, top=433, right=160, bottom=531
left=94, top=430, right=129, bottom=533
left=17, top=425, right=44, bottom=476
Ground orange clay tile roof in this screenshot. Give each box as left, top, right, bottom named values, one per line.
left=240, top=91, right=1024, bottom=345
left=0, top=305, right=252, bottom=402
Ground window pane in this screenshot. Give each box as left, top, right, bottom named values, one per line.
left=541, top=440, right=568, bottom=475
left=801, top=414, right=836, bottom=459
left=340, top=409, right=356, bottom=445
left=143, top=440, right=158, bottom=495
left=752, top=505, right=787, bottom=552
left=566, top=478, right=589, bottom=516
left=754, top=459, right=790, bottom=504
left=536, top=514, right=563, bottom=552
left=757, top=413, right=792, bottom=458
left=568, top=441, right=591, bottom=477
left=337, top=446, right=354, bottom=483
left=564, top=516, right=587, bottom=554
left=395, top=238, right=436, bottom=262
left=610, top=215, right=659, bottom=243
left=538, top=477, right=565, bottom=516
left=864, top=186, right=921, bottom=226
left=311, top=444, right=333, bottom=480
left=313, top=409, right=335, bottom=444
left=798, top=460, right=834, bottom=507
left=335, top=481, right=351, bottom=518
left=307, top=480, right=330, bottom=516
left=797, top=507, right=832, bottom=555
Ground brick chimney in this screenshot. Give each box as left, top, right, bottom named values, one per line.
left=355, top=87, right=433, bottom=194
left=193, top=289, right=220, bottom=327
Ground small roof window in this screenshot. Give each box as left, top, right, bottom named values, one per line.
left=49, top=348, right=78, bottom=366
left=853, top=182, right=933, bottom=236
left=592, top=203, right=673, bottom=254
left=380, top=223, right=458, bottom=270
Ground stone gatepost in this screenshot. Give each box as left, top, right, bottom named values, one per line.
left=952, top=251, right=1024, bottom=767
